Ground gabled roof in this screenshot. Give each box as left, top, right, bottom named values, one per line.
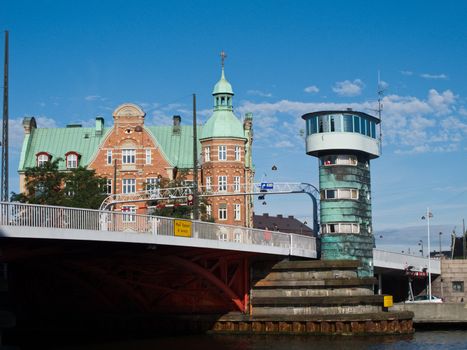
left=18, top=124, right=204, bottom=172
left=19, top=127, right=110, bottom=171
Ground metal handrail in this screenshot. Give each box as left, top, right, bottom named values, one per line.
left=0, top=202, right=316, bottom=256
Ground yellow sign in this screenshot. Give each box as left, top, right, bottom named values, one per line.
left=384, top=295, right=393, bottom=308
left=174, top=220, right=192, bottom=237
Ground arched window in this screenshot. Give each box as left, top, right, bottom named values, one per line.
left=65, top=152, right=79, bottom=169
left=36, top=152, right=51, bottom=167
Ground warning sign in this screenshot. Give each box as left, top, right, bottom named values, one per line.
left=174, top=220, right=192, bottom=237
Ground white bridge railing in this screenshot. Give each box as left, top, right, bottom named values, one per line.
left=0, top=202, right=316, bottom=258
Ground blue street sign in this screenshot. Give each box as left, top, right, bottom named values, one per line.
left=260, top=182, right=274, bottom=190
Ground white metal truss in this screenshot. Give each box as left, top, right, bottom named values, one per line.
left=100, top=182, right=320, bottom=232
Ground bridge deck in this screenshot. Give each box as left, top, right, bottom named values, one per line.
left=0, top=202, right=316, bottom=258
left=0, top=202, right=442, bottom=273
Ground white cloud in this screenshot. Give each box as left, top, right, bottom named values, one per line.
left=427, top=89, right=456, bottom=115
left=4, top=116, right=58, bottom=155
left=85, top=95, right=107, bottom=102
left=304, top=85, right=319, bottom=94
left=275, top=140, right=294, bottom=148
left=247, top=90, right=272, bottom=98
left=401, top=70, right=413, bottom=76
left=379, top=80, right=389, bottom=90
left=237, top=88, right=466, bottom=154
left=420, top=73, right=448, bottom=80
left=332, top=79, right=364, bottom=97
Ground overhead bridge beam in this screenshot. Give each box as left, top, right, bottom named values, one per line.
left=100, top=182, right=320, bottom=233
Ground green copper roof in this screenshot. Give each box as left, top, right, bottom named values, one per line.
left=145, top=125, right=203, bottom=168
left=19, top=127, right=110, bottom=171
left=200, top=110, right=246, bottom=140
left=18, top=124, right=204, bottom=172
left=212, top=68, right=233, bottom=95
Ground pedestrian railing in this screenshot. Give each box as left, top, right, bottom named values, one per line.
left=0, top=202, right=316, bottom=257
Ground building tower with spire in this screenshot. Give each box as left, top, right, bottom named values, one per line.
left=200, top=52, right=254, bottom=227
left=301, top=110, right=380, bottom=277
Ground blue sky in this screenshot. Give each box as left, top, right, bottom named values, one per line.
left=1, top=0, right=467, bottom=253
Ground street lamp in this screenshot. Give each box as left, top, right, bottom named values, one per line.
left=421, top=208, right=433, bottom=302
left=418, top=240, right=424, bottom=257
left=439, top=232, right=443, bottom=256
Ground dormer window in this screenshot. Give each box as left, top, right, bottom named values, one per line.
left=65, top=152, right=79, bottom=169
left=36, top=152, right=51, bottom=167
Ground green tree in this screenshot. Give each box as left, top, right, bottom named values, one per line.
left=62, top=167, right=107, bottom=209
left=11, top=159, right=66, bottom=205
left=11, top=161, right=107, bottom=209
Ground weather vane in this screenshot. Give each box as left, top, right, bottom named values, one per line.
left=220, top=50, right=227, bottom=68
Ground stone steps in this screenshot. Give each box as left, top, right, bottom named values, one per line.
left=250, top=259, right=383, bottom=316
left=251, top=287, right=374, bottom=298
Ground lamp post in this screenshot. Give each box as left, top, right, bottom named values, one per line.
left=418, top=240, right=424, bottom=257
left=421, top=208, right=433, bottom=302
left=439, top=232, right=443, bottom=256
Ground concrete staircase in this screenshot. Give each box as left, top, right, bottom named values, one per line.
left=251, top=260, right=384, bottom=316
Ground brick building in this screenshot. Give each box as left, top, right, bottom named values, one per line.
left=18, top=65, right=255, bottom=227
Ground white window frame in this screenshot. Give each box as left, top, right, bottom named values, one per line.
left=146, top=177, right=160, bottom=191
left=205, top=146, right=211, bottom=162
left=218, top=205, right=227, bottom=221
left=233, top=176, right=241, bottom=192
left=106, top=150, right=112, bottom=165
left=218, top=175, right=227, bottom=192
left=105, top=179, right=112, bottom=194
left=321, top=188, right=359, bottom=200
left=321, top=223, right=360, bottom=234
left=145, top=149, right=152, bottom=164
left=206, top=204, right=212, bottom=218
left=65, top=181, right=74, bottom=197
left=235, top=146, right=241, bottom=161
left=218, top=145, right=227, bottom=161
left=122, top=178, right=136, bottom=194
left=206, top=176, right=212, bottom=191
left=122, top=205, right=136, bottom=223
left=37, top=154, right=49, bottom=167
left=234, top=203, right=241, bottom=221
left=122, top=149, right=136, bottom=164
left=66, top=153, right=78, bottom=169
left=322, top=155, right=357, bottom=166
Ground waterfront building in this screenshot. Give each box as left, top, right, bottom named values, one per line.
left=18, top=63, right=255, bottom=227
left=301, top=110, right=380, bottom=277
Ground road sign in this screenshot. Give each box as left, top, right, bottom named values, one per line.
left=260, top=182, right=274, bottom=190
left=187, top=194, right=194, bottom=205
left=174, top=219, right=192, bottom=237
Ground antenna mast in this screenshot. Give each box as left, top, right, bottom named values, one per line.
left=1, top=31, right=9, bottom=202
left=377, top=71, right=384, bottom=155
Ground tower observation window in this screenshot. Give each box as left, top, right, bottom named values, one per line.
left=343, top=115, right=353, bottom=132
left=305, top=114, right=377, bottom=139
left=321, top=155, right=357, bottom=166
left=360, top=118, right=366, bottom=135
left=353, top=116, right=360, bottom=133
left=320, top=188, right=359, bottom=200
left=321, top=223, right=360, bottom=234
left=371, top=121, right=376, bottom=138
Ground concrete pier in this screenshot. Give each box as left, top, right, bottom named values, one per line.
left=392, top=303, right=467, bottom=324
left=209, top=259, right=414, bottom=335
